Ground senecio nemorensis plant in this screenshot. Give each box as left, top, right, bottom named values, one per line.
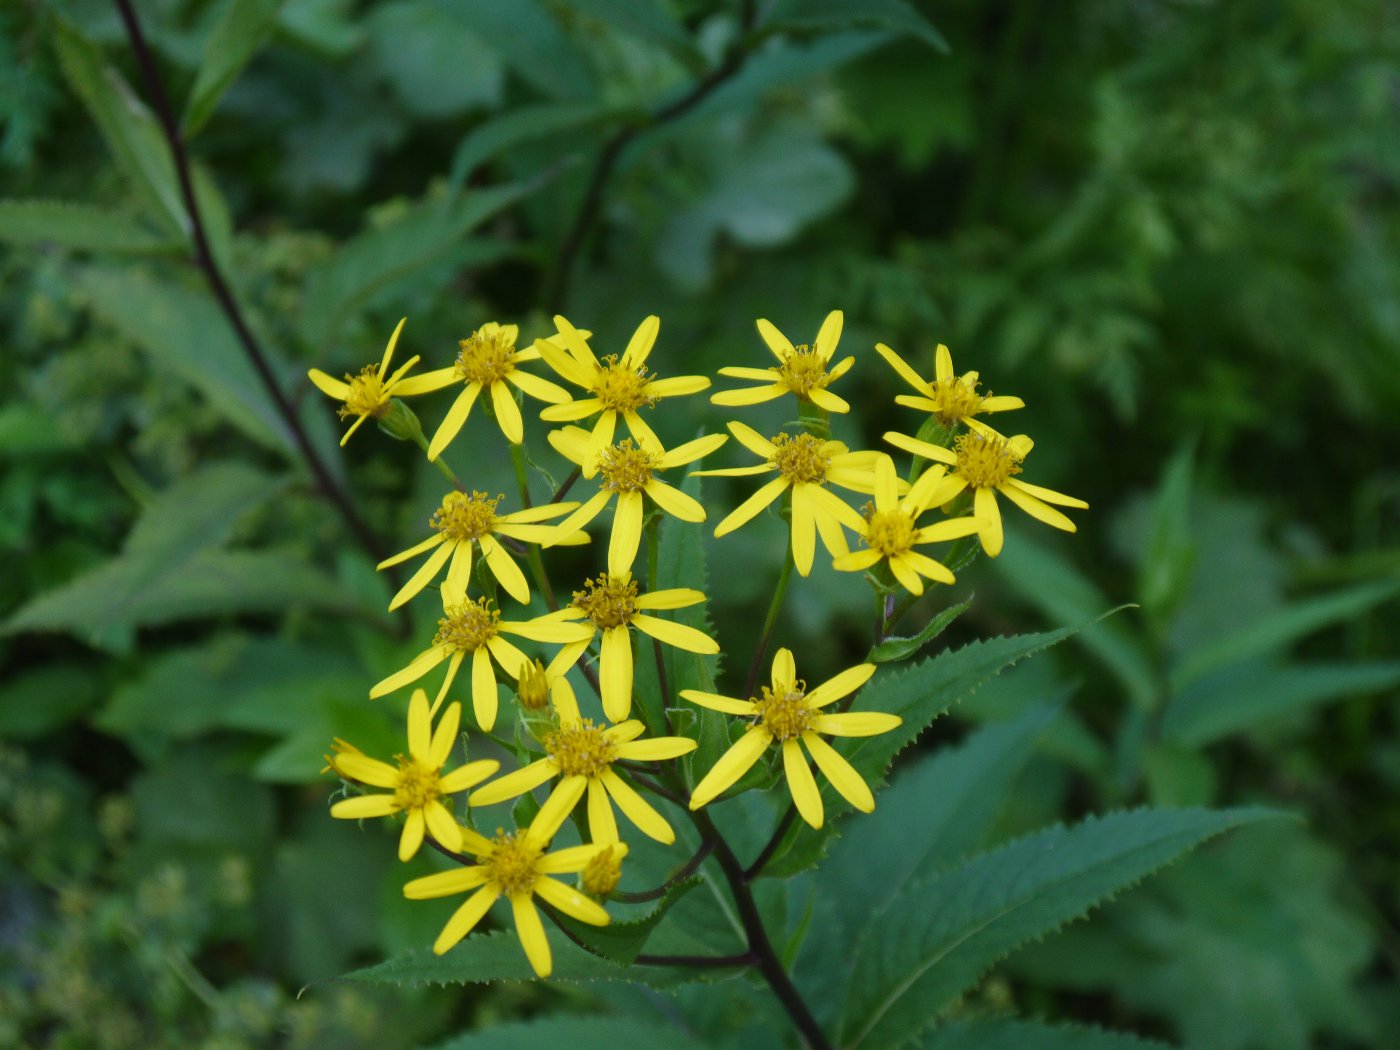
left=306, top=309, right=1217, bottom=1049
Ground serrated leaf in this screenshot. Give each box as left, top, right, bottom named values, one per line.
left=298, top=185, right=532, bottom=349
left=867, top=595, right=971, bottom=663
left=424, top=1015, right=710, bottom=1050
left=1161, top=659, right=1400, bottom=746
left=1169, top=580, right=1400, bottom=690
left=184, top=0, right=283, bottom=135
left=916, top=1017, right=1169, bottom=1049
left=0, top=199, right=177, bottom=253
left=767, top=0, right=949, bottom=53
left=548, top=875, right=699, bottom=964
left=447, top=102, right=622, bottom=194
left=840, top=807, right=1282, bottom=1050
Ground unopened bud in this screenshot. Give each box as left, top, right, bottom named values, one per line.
left=581, top=844, right=625, bottom=899
left=516, top=659, right=550, bottom=712
left=377, top=398, right=425, bottom=443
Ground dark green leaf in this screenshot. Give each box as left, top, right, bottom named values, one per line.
left=0, top=199, right=177, bottom=253
left=767, top=0, right=949, bottom=53
left=867, top=595, right=972, bottom=663
left=0, top=665, right=103, bottom=740
left=424, top=0, right=596, bottom=100
left=548, top=875, right=699, bottom=964
left=424, top=1016, right=710, bottom=1050
left=1138, top=442, right=1196, bottom=624
left=448, top=102, right=623, bottom=194
left=184, top=0, right=283, bottom=136
left=916, top=1017, right=1169, bottom=1049
left=366, top=1, right=503, bottom=119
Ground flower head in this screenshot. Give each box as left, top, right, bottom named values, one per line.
left=875, top=342, right=1024, bottom=429
left=683, top=648, right=898, bottom=828
left=328, top=689, right=498, bottom=861
left=469, top=677, right=695, bottom=844
left=885, top=429, right=1088, bottom=557
left=833, top=454, right=982, bottom=594
left=369, top=580, right=592, bottom=729
left=545, top=426, right=727, bottom=575
left=377, top=490, right=586, bottom=610
left=693, top=421, right=887, bottom=576
left=403, top=786, right=623, bottom=976
left=537, top=315, right=711, bottom=469
left=541, top=573, right=719, bottom=722
left=711, top=311, right=852, bottom=413
left=307, top=318, right=426, bottom=446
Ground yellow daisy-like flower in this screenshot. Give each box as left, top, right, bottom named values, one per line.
left=833, top=454, right=982, bottom=595
left=536, top=314, right=711, bottom=469
left=404, top=786, right=621, bottom=976
left=541, top=572, right=719, bottom=723
left=875, top=341, right=1024, bottom=428
left=684, top=649, right=899, bottom=828
left=377, top=490, right=585, bottom=611
left=328, top=689, right=498, bottom=861
left=693, top=421, right=884, bottom=576
left=711, top=310, right=853, bottom=413
left=402, top=322, right=574, bottom=456
left=544, top=426, right=728, bottom=575
left=308, top=318, right=432, bottom=446
left=885, top=429, right=1089, bottom=557
left=368, top=581, right=593, bottom=729
left=469, top=681, right=696, bottom=844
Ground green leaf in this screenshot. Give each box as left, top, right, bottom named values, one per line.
left=50, top=17, right=186, bottom=238
left=867, top=595, right=972, bottom=663
left=767, top=0, right=949, bottom=53
left=1161, top=659, right=1400, bottom=746
left=277, top=0, right=365, bottom=57
left=1169, top=580, right=1400, bottom=690
left=1138, top=442, right=1196, bottom=624
left=184, top=0, right=283, bottom=136
left=560, top=0, right=695, bottom=55
left=366, top=0, right=503, bottom=119
left=425, top=0, right=596, bottom=100
left=125, top=461, right=281, bottom=558
left=0, top=199, right=177, bottom=253
left=0, top=665, right=103, bottom=740
left=548, top=875, right=699, bottom=964
left=840, top=807, right=1282, bottom=1050
left=448, top=102, right=623, bottom=194
left=298, top=185, right=533, bottom=349
left=425, top=1016, right=710, bottom=1050
left=916, top=1017, right=1169, bottom=1049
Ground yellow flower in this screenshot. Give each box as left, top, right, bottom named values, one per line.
left=692, top=421, right=882, bottom=576
left=875, top=341, right=1024, bottom=428
left=469, top=680, right=695, bottom=844
left=404, top=786, right=621, bottom=976
left=544, top=426, right=728, bottom=575
left=513, top=644, right=587, bottom=714
left=376, top=489, right=585, bottom=611
left=541, top=572, right=719, bottom=723
left=885, top=429, right=1089, bottom=557
left=711, top=310, right=852, bottom=413
left=328, top=689, right=498, bottom=861
left=684, top=649, right=899, bottom=828
left=833, top=454, right=982, bottom=595
left=308, top=318, right=429, bottom=446
left=369, top=580, right=593, bottom=729
left=536, top=314, right=711, bottom=468
left=400, top=322, right=573, bottom=456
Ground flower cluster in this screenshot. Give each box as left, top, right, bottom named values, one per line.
left=313, top=310, right=1085, bottom=978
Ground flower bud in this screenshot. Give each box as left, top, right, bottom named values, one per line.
left=377, top=398, right=425, bottom=443
left=516, top=659, right=550, bottom=712
left=581, top=844, right=623, bottom=899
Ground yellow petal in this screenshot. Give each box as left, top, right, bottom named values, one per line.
left=541, top=398, right=603, bottom=423
left=889, top=556, right=925, bottom=596
left=813, top=309, right=843, bottom=362
left=805, top=662, right=877, bottom=709
left=601, top=768, right=675, bottom=843
left=630, top=614, right=718, bottom=654
left=975, top=487, right=1004, bottom=557
left=616, top=736, right=697, bottom=761
left=534, top=875, right=611, bottom=925
left=833, top=548, right=883, bottom=573
left=874, top=342, right=932, bottom=396
left=432, top=886, right=499, bottom=955
left=387, top=539, right=454, bottom=612
left=807, top=387, right=849, bottom=414
left=471, top=647, right=499, bottom=730
left=438, top=757, right=499, bottom=795
left=873, top=453, right=899, bottom=511
left=624, top=408, right=663, bottom=456
left=600, top=627, right=634, bottom=722
left=634, top=587, right=706, bottom=610
left=377, top=317, right=407, bottom=378
left=772, top=648, right=796, bottom=690
left=432, top=651, right=465, bottom=717
left=789, top=483, right=817, bottom=575
left=490, top=380, right=524, bottom=444
left=423, top=799, right=461, bottom=852
left=680, top=689, right=757, bottom=716
left=1003, top=476, right=1088, bottom=510
left=756, top=317, right=795, bottom=362
left=480, top=535, right=530, bottom=605
left=783, top=738, right=824, bottom=828
left=659, top=431, right=729, bottom=468
left=904, top=550, right=955, bottom=586
left=469, top=758, right=558, bottom=806
left=370, top=647, right=447, bottom=699
left=811, top=711, right=902, bottom=737
left=689, top=727, right=772, bottom=808
left=609, top=490, right=645, bottom=575
left=645, top=375, right=710, bottom=398
left=713, top=476, right=787, bottom=538
left=378, top=533, right=444, bottom=571
left=934, top=343, right=953, bottom=384
left=587, top=777, right=619, bottom=842
left=404, top=865, right=489, bottom=899
left=334, top=752, right=400, bottom=788
left=307, top=368, right=350, bottom=400
left=546, top=489, right=612, bottom=548
left=392, top=366, right=459, bottom=397
left=622, top=314, right=660, bottom=368
left=408, top=688, right=432, bottom=761
left=584, top=411, right=617, bottom=474
left=710, top=384, right=786, bottom=407
left=510, top=895, right=552, bottom=977
left=645, top=480, right=705, bottom=522
left=884, top=430, right=958, bottom=466
left=330, top=793, right=399, bottom=819
left=802, top=733, right=874, bottom=812
left=427, top=385, right=481, bottom=462
left=528, top=775, right=587, bottom=843
left=506, top=368, right=571, bottom=404
left=398, top=807, right=426, bottom=860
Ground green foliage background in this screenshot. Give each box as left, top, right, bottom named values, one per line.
left=2, top=0, right=1398, bottom=1047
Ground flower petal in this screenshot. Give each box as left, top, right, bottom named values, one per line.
left=600, top=627, right=634, bottom=722
left=688, top=727, right=773, bottom=808
left=645, top=480, right=705, bottom=522
left=428, top=702, right=465, bottom=769
left=631, top=614, right=718, bottom=654
left=1003, top=476, right=1089, bottom=509
left=505, top=369, right=571, bottom=403
left=616, top=735, right=697, bottom=761
left=480, top=535, right=530, bottom=605
left=534, top=875, right=611, bottom=925
left=710, top=384, right=787, bottom=407
left=624, top=408, right=663, bottom=456
left=404, top=865, right=490, bottom=900
left=423, top=800, right=461, bottom=852
left=934, top=344, right=953, bottom=383
left=622, top=314, right=659, bottom=368
left=370, top=647, right=447, bottom=699
left=975, top=486, right=1004, bottom=557
left=469, top=757, right=558, bottom=806
left=587, top=777, right=619, bottom=842
left=438, top=757, right=500, bottom=795
left=398, top=807, right=426, bottom=860
left=427, top=385, right=481, bottom=462
left=634, top=587, right=706, bottom=610
left=377, top=533, right=444, bottom=571
left=771, top=648, right=796, bottom=690
left=601, top=768, right=675, bottom=843
left=408, top=688, right=432, bottom=761
left=528, top=775, right=587, bottom=843
left=874, top=342, right=932, bottom=396
left=789, top=483, right=818, bottom=575
left=756, top=318, right=795, bottom=362
left=712, top=476, right=787, bottom=538
left=806, top=387, right=850, bottom=414
left=546, top=489, right=612, bottom=547
left=471, top=647, right=499, bottom=730
left=803, top=732, right=875, bottom=812
left=645, top=375, right=710, bottom=398
left=813, top=309, right=843, bottom=362
left=388, top=539, right=455, bottom=612
left=804, top=663, right=877, bottom=709
left=783, top=738, right=824, bottom=829
left=330, top=793, right=399, bottom=819
left=490, top=381, right=524, bottom=444
left=609, top=490, right=644, bottom=575
left=680, top=690, right=757, bottom=716
left=307, top=368, right=351, bottom=400
left=884, top=431, right=958, bottom=466
left=810, top=711, right=902, bottom=737
left=659, top=431, right=729, bottom=468
left=510, top=895, right=552, bottom=977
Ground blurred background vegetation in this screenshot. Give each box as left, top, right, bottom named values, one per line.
left=2, top=0, right=1398, bottom=1047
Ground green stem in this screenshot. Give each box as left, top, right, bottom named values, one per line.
left=744, top=541, right=795, bottom=700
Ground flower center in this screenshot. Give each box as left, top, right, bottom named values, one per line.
left=581, top=845, right=623, bottom=897
left=865, top=508, right=916, bottom=557
left=594, top=355, right=656, bottom=412
left=431, top=490, right=502, bottom=542
left=769, top=432, right=831, bottom=485
left=953, top=432, right=1023, bottom=489
left=340, top=365, right=391, bottom=419
left=393, top=756, right=442, bottom=809
left=777, top=345, right=831, bottom=397
left=570, top=574, right=639, bottom=630
left=485, top=832, right=542, bottom=897
left=929, top=376, right=986, bottom=424
left=516, top=659, right=550, bottom=711
left=597, top=439, right=658, bottom=493
left=455, top=324, right=516, bottom=386
left=544, top=720, right=617, bottom=777
left=756, top=681, right=814, bottom=741
left=434, top=598, right=502, bottom=653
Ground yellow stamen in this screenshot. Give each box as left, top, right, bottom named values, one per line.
left=864, top=507, right=916, bottom=557
left=394, top=757, right=443, bottom=809
left=434, top=599, right=502, bottom=653
left=953, top=432, right=1023, bottom=489
left=928, top=375, right=987, bottom=424
left=485, top=831, right=542, bottom=896
left=594, top=354, right=656, bottom=412
left=544, top=720, right=617, bottom=777
left=455, top=325, right=516, bottom=385
left=581, top=844, right=623, bottom=898
left=769, top=432, right=831, bottom=484
left=597, top=439, right=658, bottom=492
left=778, top=344, right=832, bottom=398
left=571, top=574, right=639, bottom=630
left=431, top=490, right=502, bottom=542
left=756, top=680, right=814, bottom=741
left=339, top=364, right=391, bottom=419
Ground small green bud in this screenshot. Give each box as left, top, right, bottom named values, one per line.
left=377, top=398, right=425, bottom=443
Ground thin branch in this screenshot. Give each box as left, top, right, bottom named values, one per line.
left=613, top=838, right=714, bottom=903
left=112, top=0, right=388, bottom=567
left=743, top=803, right=797, bottom=881
left=551, top=465, right=581, bottom=505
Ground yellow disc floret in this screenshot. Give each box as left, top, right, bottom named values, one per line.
left=570, top=574, right=639, bottom=629
left=581, top=844, right=623, bottom=898
left=756, top=681, right=815, bottom=741
left=430, top=490, right=502, bottom=542
left=777, top=344, right=831, bottom=398
left=338, top=365, right=392, bottom=420
left=596, top=439, right=659, bottom=492
left=928, top=375, right=988, bottom=424
left=393, top=756, right=443, bottom=810
left=434, top=598, right=502, bottom=653
left=484, top=831, right=543, bottom=896
left=594, top=354, right=657, bottom=412
left=544, top=720, right=618, bottom=777
left=455, top=324, right=517, bottom=386
left=864, top=507, right=917, bottom=557
left=769, top=432, right=831, bottom=484
left=953, top=431, right=1024, bottom=490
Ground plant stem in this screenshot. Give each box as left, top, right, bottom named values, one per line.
left=744, top=544, right=794, bottom=700
left=743, top=803, right=798, bottom=881
left=552, top=466, right=581, bottom=504
left=613, top=839, right=715, bottom=903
